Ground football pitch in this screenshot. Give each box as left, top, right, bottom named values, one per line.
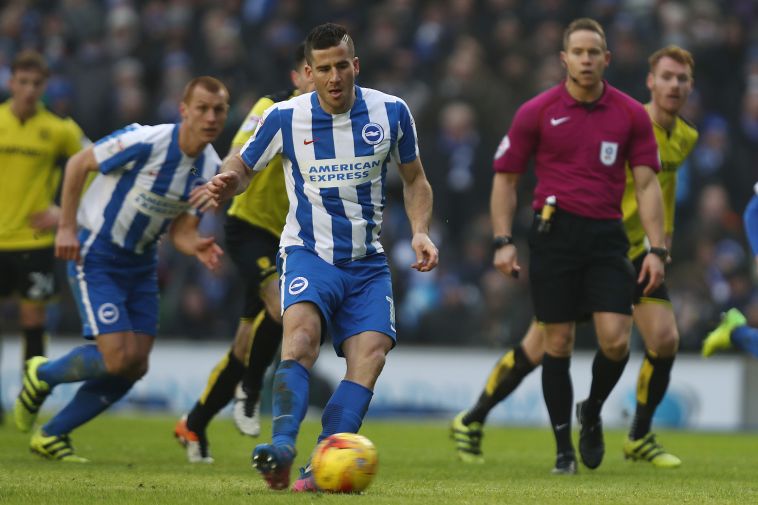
left=1, top=415, right=757, bottom=504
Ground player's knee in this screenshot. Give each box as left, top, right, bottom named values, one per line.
left=103, top=349, right=147, bottom=379
left=599, top=337, right=630, bottom=360
left=282, top=329, right=319, bottom=366
left=649, top=327, right=679, bottom=357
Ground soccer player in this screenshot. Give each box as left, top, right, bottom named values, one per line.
left=702, top=183, right=758, bottom=358
left=460, top=18, right=666, bottom=474
left=12, top=76, right=229, bottom=462
left=0, top=50, right=88, bottom=422
left=452, top=45, right=698, bottom=470
left=173, top=43, right=314, bottom=463
left=198, top=23, right=438, bottom=491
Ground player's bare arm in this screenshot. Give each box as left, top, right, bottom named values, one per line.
left=631, top=164, right=666, bottom=294
left=29, top=205, right=61, bottom=232
left=55, top=147, right=99, bottom=262
left=168, top=212, right=224, bottom=272
left=490, top=172, right=520, bottom=277
left=398, top=157, right=438, bottom=272
left=194, top=154, right=255, bottom=211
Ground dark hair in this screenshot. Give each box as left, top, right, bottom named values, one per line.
left=304, top=23, right=354, bottom=64
left=11, top=49, right=50, bottom=77
left=649, top=45, right=694, bottom=75
left=563, top=18, right=607, bottom=50
left=181, top=76, right=229, bottom=104
left=294, top=42, right=306, bottom=69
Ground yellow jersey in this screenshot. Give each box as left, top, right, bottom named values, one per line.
left=228, top=88, right=297, bottom=238
left=622, top=105, right=698, bottom=260
left=0, top=101, right=86, bottom=250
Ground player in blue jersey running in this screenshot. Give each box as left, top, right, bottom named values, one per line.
left=13, top=76, right=229, bottom=462
left=198, top=23, right=439, bottom=491
left=702, top=182, right=758, bottom=358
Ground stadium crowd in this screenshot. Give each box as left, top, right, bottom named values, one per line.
left=0, top=0, right=756, bottom=352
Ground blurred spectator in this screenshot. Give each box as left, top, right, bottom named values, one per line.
left=0, top=0, right=753, bottom=350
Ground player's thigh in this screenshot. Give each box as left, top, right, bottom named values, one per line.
left=522, top=320, right=547, bottom=363
left=225, top=218, right=279, bottom=319
left=260, top=274, right=282, bottom=323
left=332, top=254, right=396, bottom=358
left=124, top=264, right=159, bottom=338
left=67, top=258, right=132, bottom=338
left=278, top=247, right=343, bottom=339
left=633, top=301, right=678, bottom=355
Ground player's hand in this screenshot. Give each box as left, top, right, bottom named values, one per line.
left=410, top=232, right=438, bottom=272
left=55, top=226, right=81, bottom=262
left=639, top=253, right=665, bottom=296
left=30, top=205, right=61, bottom=231
left=196, top=172, right=241, bottom=210
left=493, top=244, right=520, bottom=279
left=194, top=236, right=224, bottom=272
left=189, top=185, right=217, bottom=213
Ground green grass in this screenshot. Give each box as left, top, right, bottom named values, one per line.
left=1, top=414, right=758, bottom=504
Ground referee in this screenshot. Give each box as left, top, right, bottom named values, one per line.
left=490, top=18, right=665, bottom=474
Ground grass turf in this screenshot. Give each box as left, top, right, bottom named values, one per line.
left=1, top=414, right=757, bottom=504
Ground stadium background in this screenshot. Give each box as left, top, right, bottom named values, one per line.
left=0, top=2, right=755, bottom=360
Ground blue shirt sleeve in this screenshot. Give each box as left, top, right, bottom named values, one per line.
left=92, top=123, right=153, bottom=174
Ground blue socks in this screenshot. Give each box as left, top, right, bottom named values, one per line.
left=43, top=375, right=134, bottom=436
left=37, top=344, right=107, bottom=387
left=732, top=325, right=758, bottom=359
left=318, top=379, right=373, bottom=443
left=271, top=360, right=311, bottom=449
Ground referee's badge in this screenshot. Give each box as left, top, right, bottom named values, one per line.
left=600, top=141, right=618, bottom=166
left=361, top=123, right=384, bottom=145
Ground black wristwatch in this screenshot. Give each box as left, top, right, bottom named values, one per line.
left=648, top=246, right=669, bottom=261
left=493, top=235, right=515, bottom=251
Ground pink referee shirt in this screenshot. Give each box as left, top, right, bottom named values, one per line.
left=493, top=80, right=660, bottom=220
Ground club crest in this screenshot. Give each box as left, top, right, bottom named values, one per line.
left=600, top=141, right=618, bottom=166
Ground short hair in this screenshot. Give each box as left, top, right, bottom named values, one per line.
left=11, top=49, right=50, bottom=78
left=304, top=23, right=354, bottom=64
left=294, top=42, right=306, bottom=69
left=181, top=76, right=229, bottom=104
left=563, top=18, right=607, bottom=51
left=648, top=45, right=694, bottom=75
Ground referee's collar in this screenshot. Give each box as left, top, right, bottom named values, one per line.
left=560, top=79, right=610, bottom=109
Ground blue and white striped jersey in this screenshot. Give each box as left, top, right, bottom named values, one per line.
left=240, top=86, right=419, bottom=264
left=79, top=123, right=220, bottom=254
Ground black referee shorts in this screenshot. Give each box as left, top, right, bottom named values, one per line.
left=528, top=209, right=635, bottom=323
left=224, top=216, right=280, bottom=319
left=632, top=252, right=670, bottom=305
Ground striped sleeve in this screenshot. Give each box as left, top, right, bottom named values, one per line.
left=92, top=123, right=153, bottom=174
left=392, top=99, right=419, bottom=164
left=239, top=105, right=284, bottom=172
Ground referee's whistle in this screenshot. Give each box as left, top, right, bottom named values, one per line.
left=537, top=195, right=557, bottom=234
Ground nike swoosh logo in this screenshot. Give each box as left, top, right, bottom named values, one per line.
left=550, top=117, right=570, bottom=126
left=303, top=138, right=318, bottom=145
left=554, top=423, right=569, bottom=431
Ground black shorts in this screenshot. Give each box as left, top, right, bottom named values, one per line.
left=224, top=216, right=280, bottom=319
left=632, top=252, right=670, bottom=304
left=0, top=247, right=58, bottom=302
left=528, top=210, right=635, bottom=323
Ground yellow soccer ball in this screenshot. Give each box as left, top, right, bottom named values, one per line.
left=311, top=432, right=378, bottom=493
